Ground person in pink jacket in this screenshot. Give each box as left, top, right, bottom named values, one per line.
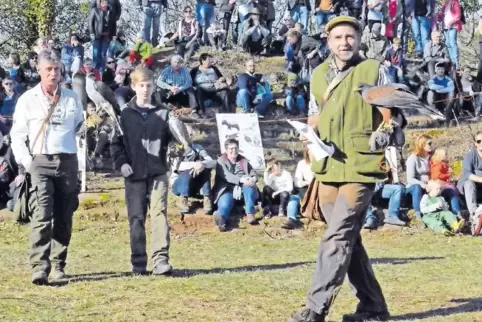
left=438, top=0, right=463, bottom=70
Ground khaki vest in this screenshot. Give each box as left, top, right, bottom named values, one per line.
left=310, top=58, right=388, bottom=183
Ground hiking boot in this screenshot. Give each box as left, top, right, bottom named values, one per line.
left=246, top=214, right=257, bottom=225
left=213, top=211, right=227, bottom=232
left=52, top=268, right=66, bottom=280
left=32, top=271, right=49, bottom=286
left=281, top=218, right=300, bottom=230
left=203, top=196, right=213, bottom=214
left=263, top=206, right=272, bottom=219
left=152, top=260, right=173, bottom=276
left=363, top=217, right=378, bottom=230
left=342, top=310, right=390, bottom=322
left=451, top=218, right=465, bottom=234
left=289, top=308, right=326, bottom=322
left=179, top=197, right=189, bottom=214
left=472, top=215, right=482, bottom=236
left=383, top=216, right=407, bottom=227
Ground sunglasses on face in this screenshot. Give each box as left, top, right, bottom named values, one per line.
left=107, top=61, right=115, bottom=64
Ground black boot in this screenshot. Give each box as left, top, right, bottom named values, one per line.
left=342, top=310, right=390, bottom=322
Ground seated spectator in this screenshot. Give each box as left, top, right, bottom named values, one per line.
left=107, top=31, right=127, bottom=58
left=271, top=17, right=294, bottom=54
left=8, top=52, right=26, bottom=93
left=170, top=143, right=216, bottom=215
left=102, top=57, right=117, bottom=88
left=283, top=149, right=313, bottom=229
left=156, top=55, right=199, bottom=116
left=363, top=171, right=407, bottom=229
left=21, top=52, right=40, bottom=89
left=190, top=53, right=230, bottom=116
left=240, top=8, right=272, bottom=55
left=359, top=43, right=369, bottom=59
left=367, top=0, right=386, bottom=32
left=236, top=59, right=273, bottom=118
left=305, top=32, right=330, bottom=69
left=85, top=102, right=114, bottom=169
left=430, top=148, right=456, bottom=190
left=206, top=21, right=227, bottom=50
left=61, top=34, right=84, bottom=76
left=129, top=32, right=160, bottom=68
left=459, top=66, right=482, bottom=120
left=78, top=58, right=101, bottom=81
left=262, top=160, right=293, bottom=218
left=427, top=63, right=454, bottom=116
left=33, top=37, right=48, bottom=54
left=0, top=132, right=22, bottom=209
left=165, top=6, right=200, bottom=61
left=0, top=66, right=5, bottom=82
left=0, top=77, right=19, bottom=134
left=362, top=23, right=388, bottom=61
left=284, top=73, right=306, bottom=116
left=423, top=30, right=451, bottom=77
left=406, top=134, right=433, bottom=220
left=457, top=131, right=482, bottom=219
left=383, top=37, right=403, bottom=82
left=212, top=139, right=258, bottom=231
left=113, top=61, right=135, bottom=107
left=284, top=29, right=302, bottom=73
left=421, top=180, right=464, bottom=236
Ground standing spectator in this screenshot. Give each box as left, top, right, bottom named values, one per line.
left=111, top=67, right=184, bottom=276
left=21, top=52, right=41, bottom=89
left=170, top=143, right=216, bottom=215
left=78, top=58, right=102, bottom=81
left=206, top=21, right=227, bottom=50
left=408, top=0, right=434, bottom=58
left=421, top=180, right=464, bottom=236
left=107, top=31, right=127, bottom=58
left=423, top=30, right=450, bottom=77
left=255, top=0, right=275, bottom=32
left=10, top=50, right=84, bottom=285
left=165, top=6, right=200, bottom=61
left=89, top=0, right=117, bottom=72
left=287, top=0, right=311, bottom=34
left=0, top=77, right=20, bottom=134
left=140, top=0, right=167, bottom=47
left=91, top=0, right=122, bottom=20
left=478, top=6, right=482, bottom=81
left=385, top=0, right=402, bottom=42
left=190, top=53, right=231, bottom=115
left=157, top=55, right=199, bottom=116
left=362, top=22, right=389, bottom=61
left=427, top=63, right=454, bottom=117
left=439, top=0, right=463, bottom=70
left=8, top=52, right=26, bottom=93
left=314, top=0, right=336, bottom=34
left=367, top=0, right=386, bottom=32
left=283, top=149, right=312, bottom=230
left=219, top=0, right=237, bottom=42
left=240, top=8, right=272, bottom=54
left=236, top=59, right=273, bottom=118
left=212, top=139, right=258, bottom=231
left=196, top=0, right=216, bottom=45
left=262, top=160, right=294, bottom=218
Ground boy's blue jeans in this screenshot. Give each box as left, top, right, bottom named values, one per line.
left=290, top=4, right=309, bottom=33
left=285, top=93, right=306, bottom=114
left=444, top=28, right=459, bottom=69
left=216, top=185, right=257, bottom=218
left=411, top=16, right=431, bottom=55
left=171, top=169, right=211, bottom=197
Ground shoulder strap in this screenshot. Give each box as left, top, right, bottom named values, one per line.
left=322, top=66, right=355, bottom=103
left=30, top=92, right=60, bottom=154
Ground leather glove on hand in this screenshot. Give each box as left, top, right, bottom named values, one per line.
left=120, top=163, right=133, bottom=177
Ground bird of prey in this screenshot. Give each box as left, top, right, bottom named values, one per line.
left=85, top=75, right=123, bottom=134
left=356, top=82, right=446, bottom=120
left=71, top=73, right=88, bottom=107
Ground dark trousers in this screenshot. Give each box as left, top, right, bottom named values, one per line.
left=171, top=169, right=211, bottom=197
left=196, top=88, right=231, bottom=113
left=307, top=182, right=387, bottom=315
left=176, top=39, right=200, bottom=61
left=222, top=12, right=232, bottom=40
left=124, top=174, right=170, bottom=270
left=160, top=88, right=198, bottom=110
left=29, top=154, right=79, bottom=274
left=262, top=185, right=290, bottom=214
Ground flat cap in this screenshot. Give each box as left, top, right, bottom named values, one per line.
left=325, top=16, right=361, bottom=33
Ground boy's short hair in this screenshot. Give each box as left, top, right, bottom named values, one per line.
left=224, top=138, right=239, bottom=149
left=130, top=67, right=154, bottom=85
left=426, top=180, right=441, bottom=193
left=392, top=38, right=401, bottom=45
left=84, top=57, right=93, bottom=64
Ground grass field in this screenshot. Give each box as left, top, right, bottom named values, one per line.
left=0, top=211, right=481, bottom=322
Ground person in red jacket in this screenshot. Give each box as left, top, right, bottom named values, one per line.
left=77, top=58, right=102, bottom=81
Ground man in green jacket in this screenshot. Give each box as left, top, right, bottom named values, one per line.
left=290, top=16, right=391, bottom=322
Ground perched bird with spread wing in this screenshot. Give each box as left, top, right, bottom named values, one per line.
left=355, top=82, right=446, bottom=121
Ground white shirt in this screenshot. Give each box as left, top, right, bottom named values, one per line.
left=264, top=169, right=294, bottom=193
left=11, top=84, right=84, bottom=169
left=294, top=160, right=314, bottom=188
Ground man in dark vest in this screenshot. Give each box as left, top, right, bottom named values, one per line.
left=290, top=16, right=391, bottom=322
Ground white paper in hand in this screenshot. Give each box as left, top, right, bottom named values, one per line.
left=287, top=120, right=335, bottom=161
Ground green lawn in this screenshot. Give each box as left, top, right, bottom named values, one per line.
left=0, top=214, right=481, bottom=322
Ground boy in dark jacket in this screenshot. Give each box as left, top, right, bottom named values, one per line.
left=111, top=67, right=191, bottom=275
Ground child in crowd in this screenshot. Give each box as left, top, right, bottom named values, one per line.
left=383, top=37, right=403, bottom=82
left=283, top=73, right=306, bottom=116
left=85, top=102, right=113, bottom=169
left=206, top=21, right=226, bottom=50
left=430, top=148, right=456, bottom=191
left=107, top=31, right=127, bottom=58
left=420, top=180, right=464, bottom=236
left=0, top=77, right=19, bottom=134
left=262, top=160, right=294, bottom=218
left=129, top=32, right=160, bottom=68
left=8, top=52, right=26, bottom=93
